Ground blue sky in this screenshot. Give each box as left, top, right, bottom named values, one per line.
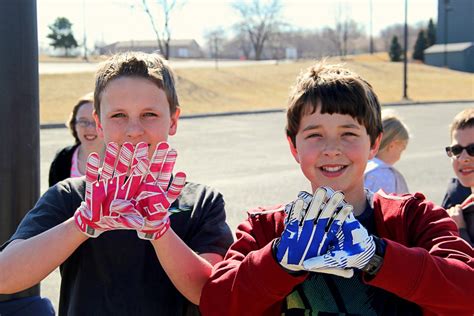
left=37, top=0, right=438, bottom=49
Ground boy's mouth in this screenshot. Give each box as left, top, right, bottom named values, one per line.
left=459, top=167, right=474, bottom=176
left=84, top=134, right=97, bottom=141
left=319, top=165, right=347, bottom=177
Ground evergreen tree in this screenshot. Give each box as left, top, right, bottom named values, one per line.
left=413, top=30, right=427, bottom=61
left=426, top=18, right=436, bottom=47
left=47, top=17, right=78, bottom=56
left=389, top=35, right=402, bottom=62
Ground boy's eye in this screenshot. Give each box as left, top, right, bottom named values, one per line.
left=111, top=113, right=126, bottom=118
left=143, top=112, right=158, bottom=117
left=343, top=132, right=358, bottom=137
left=305, top=133, right=321, bottom=139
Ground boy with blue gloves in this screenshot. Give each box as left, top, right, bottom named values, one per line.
left=200, top=61, right=474, bottom=315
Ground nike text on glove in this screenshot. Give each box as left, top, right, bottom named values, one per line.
left=275, top=187, right=352, bottom=272
left=303, top=211, right=376, bottom=277
left=74, top=142, right=149, bottom=237
left=134, top=142, right=187, bottom=240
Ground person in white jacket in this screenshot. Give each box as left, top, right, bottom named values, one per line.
left=364, top=110, right=410, bottom=194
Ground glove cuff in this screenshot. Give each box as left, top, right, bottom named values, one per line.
left=73, top=210, right=102, bottom=238
left=272, top=239, right=307, bottom=275
left=137, top=219, right=171, bottom=240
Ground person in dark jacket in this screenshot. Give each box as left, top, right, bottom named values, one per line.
left=443, top=108, right=474, bottom=245
left=48, top=92, right=104, bottom=186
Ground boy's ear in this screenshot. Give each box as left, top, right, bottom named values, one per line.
left=369, top=133, right=383, bottom=159
left=168, top=108, right=180, bottom=136
left=287, top=136, right=300, bottom=164
left=93, top=110, right=104, bottom=138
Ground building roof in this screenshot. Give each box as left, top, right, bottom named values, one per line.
left=424, top=42, right=474, bottom=53
left=104, top=39, right=199, bottom=49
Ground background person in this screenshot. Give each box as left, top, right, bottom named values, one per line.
left=364, top=109, right=410, bottom=194
left=442, top=108, right=474, bottom=245
left=48, top=92, right=104, bottom=186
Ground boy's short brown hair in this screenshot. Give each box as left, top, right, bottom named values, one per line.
left=94, top=52, right=179, bottom=116
left=286, top=61, right=382, bottom=146
left=450, top=108, right=474, bottom=138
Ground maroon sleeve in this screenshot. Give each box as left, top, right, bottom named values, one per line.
left=199, top=211, right=307, bottom=316
left=367, top=194, right=474, bottom=315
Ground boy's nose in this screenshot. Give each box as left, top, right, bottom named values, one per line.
left=126, top=120, right=145, bottom=139
left=322, top=141, right=342, bottom=157
left=458, top=149, right=472, bottom=162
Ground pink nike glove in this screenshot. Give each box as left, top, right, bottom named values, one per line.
left=74, top=142, right=149, bottom=237
left=134, top=142, right=186, bottom=240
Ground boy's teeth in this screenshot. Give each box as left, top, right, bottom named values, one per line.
left=322, top=166, right=343, bottom=172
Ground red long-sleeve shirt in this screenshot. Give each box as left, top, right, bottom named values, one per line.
left=200, top=192, right=474, bottom=316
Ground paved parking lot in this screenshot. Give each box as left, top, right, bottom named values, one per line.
left=38, top=101, right=472, bottom=310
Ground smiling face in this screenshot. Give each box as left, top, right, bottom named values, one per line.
left=94, top=77, right=179, bottom=158
left=75, top=102, right=102, bottom=147
left=289, top=106, right=381, bottom=209
left=451, top=127, right=474, bottom=188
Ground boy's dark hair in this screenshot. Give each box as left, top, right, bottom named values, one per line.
left=286, top=61, right=382, bottom=146
left=67, top=92, right=94, bottom=144
left=94, top=52, right=179, bottom=116
left=450, top=108, right=474, bottom=139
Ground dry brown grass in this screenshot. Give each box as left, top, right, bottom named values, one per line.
left=40, top=53, right=474, bottom=123
left=40, top=72, right=96, bottom=124
left=39, top=54, right=106, bottom=63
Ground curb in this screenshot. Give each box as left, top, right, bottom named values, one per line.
left=39, top=99, right=473, bottom=129
left=383, top=99, right=474, bottom=107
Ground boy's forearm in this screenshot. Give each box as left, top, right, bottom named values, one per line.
left=0, top=218, right=87, bottom=294
left=151, top=228, right=214, bottom=305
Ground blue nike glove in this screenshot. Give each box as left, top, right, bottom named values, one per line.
left=275, top=187, right=352, bottom=274
left=303, top=211, right=376, bottom=277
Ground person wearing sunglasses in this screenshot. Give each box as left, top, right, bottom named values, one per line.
left=442, top=108, right=474, bottom=246
left=48, top=92, right=105, bottom=186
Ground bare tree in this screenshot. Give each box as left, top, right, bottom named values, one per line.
left=327, top=2, right=366, bottom=58
left=220, top=30, right=252, bottom=60
left=141, top=0, right=185, bottom=59
left=232, top=0, right=283, bottom=60
left=204, top=28, right=226, bottom=69
left=379, top=23, right=419, bottom=53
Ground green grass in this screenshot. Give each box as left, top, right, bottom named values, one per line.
left=40, top=53, right=474, bottom=124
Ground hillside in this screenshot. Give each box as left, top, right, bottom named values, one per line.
left=40, top=53, right=474, bottom=123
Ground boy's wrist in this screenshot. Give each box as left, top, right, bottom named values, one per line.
left=361, top=235, right=386, bottom=276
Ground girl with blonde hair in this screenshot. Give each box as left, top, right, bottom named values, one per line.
left=364, top=109, right=410, bottom=194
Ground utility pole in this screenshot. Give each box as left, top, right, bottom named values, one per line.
left=369, top=0, right=374, bottom=54
left=82, top=0, right=88, bottom=61
left=214, top=36, right=219, bottom=70
left=402, top=0, right=409, bottom=100
left=0, top=0, right=41, bottom=301
left=443, top=0, right=452, bottom=67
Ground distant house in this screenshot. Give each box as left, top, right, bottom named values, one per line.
left=425, top=0, right=474, bottom=72
left=98, top=39, right=203, bottom=58
left=425, top=42, right=474, bottom=73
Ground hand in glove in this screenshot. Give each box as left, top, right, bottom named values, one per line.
left=74, top=142, right=148, bottom=237
left=303, top=211, right=376, bottom=277
left=275, top=187, right=352, bottom=274
left=134, top=142, right=186, bottom=240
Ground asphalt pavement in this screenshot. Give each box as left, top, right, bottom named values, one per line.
left=39, top=101, right=473, bottom=310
